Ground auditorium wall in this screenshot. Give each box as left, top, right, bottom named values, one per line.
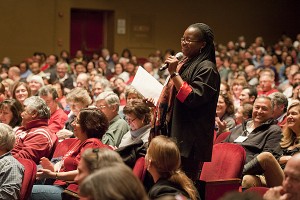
left=0, top=0, right=299, bottom=63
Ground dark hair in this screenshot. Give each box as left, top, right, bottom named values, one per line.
left=189, top=23, right=216, bottom=64
left=243, top=86, right=258, bottom=100
left=0, top=99, right=23, bottom=128
left=123, top=99, right=151, bottom=124
left=121, top=48, right=132, bottom=59
left=79, top=108, right=109, bottom=139
left=219, top=93, right=235, bottom=115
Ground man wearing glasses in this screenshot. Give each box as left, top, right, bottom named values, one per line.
left=95, top=91, right=129, bottom=147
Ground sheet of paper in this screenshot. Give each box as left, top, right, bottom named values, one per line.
left=131, top=66, right=163, bottom=106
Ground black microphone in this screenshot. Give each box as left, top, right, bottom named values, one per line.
left=159, top=52, right=184, bottom=71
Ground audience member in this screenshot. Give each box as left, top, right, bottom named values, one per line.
left=0, top=123, right=24, bottom=200
left=31, top=108, right=110, bottom=200
left=264, top=153, right=300, bottom=200
left=0, top=99, right=23, bottom=130
left=241, top=100, right=300, bottom=189
left=146, top=135, right=199, bottom=200
left=8, top=66, right=21, bottom=82
left=56, top=87, right=92, bottom=139
left=95, top=91, right=129, bottom=147
left=80, top=163, right=148, bottom=200
left=245, top=65, right=259, bottom=86
left=0, top=82, right=6, bottom=102
left=38, top=85, right=68, bottom=134
left=224, top=96, right=282, bottom=188
left=235, top=103, right=253, bottom=125
left=269, top=92, right=288, bottom=128
left=11, top=96, right=58, bottom=164
left=49, top=62, right=74, bottom=94
left=257, top=69, right=279, bottom=96
left=215, top=93, right=236, bottom=136
left=119, top=99, right=151, bottom=148
left=27, top=75, right=45, bottom=96
left=239, top=86, right=257, bottom=105
left=230, top=79, right=248, bottom=109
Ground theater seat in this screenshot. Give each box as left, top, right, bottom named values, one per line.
left=214, top=131, right=231, bottom=144
left=17, top=158, right=37, bottom=200
left=132, top=157, right=147, bottom=182
left=196, top=143, right=246, bottom=200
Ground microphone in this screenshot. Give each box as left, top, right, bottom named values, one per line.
left=159, top=52, right=184, bottom=71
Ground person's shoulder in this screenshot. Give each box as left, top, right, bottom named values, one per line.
left=149, top=179, right=190, bottom=199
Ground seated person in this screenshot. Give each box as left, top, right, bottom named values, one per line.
left=38, top=85, right=68, bottom=134
left=0, top=123, right=24, bottom=200
left=79, top=163, right=148, bottom=200
left=0, top=99, right=23, bottom=131
left=95, top=91, right=129, bottom=147
left=118, top=99, right=151, bottom=148
left=242, top=100, right=300, bottom=188
left=146, top=135, right=200, bottom=200
left=224, top=96, right=282, bottom=188
left=215, top=93, right=236, bottom=136
left=235, top=103, right=253, bottom=125
left=30, top=108, right=110, bottom=200
left=56, top=87, right=92, bottom=140
left=264, top=153, right=300, bottom=200
left=62, top=148, right=124, bottom=199
left=11, top=96, right=58, bottom=164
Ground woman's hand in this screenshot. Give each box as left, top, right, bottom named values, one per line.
left=165, top=55, right=179, bottom=74
left=36, top=169, right=55, bottom=180
left=40, top=157, right=55, bottom=171
left=144, top=98, right=156, bottom=107
left=215, top=116, right=227, bottom=133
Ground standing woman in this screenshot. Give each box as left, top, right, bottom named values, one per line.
left=152, top=23, right=220, bottom=180
left=11, top=81, right=31, bottom=106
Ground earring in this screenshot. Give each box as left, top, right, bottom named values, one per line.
left=199, top=48, right=202, bottom=54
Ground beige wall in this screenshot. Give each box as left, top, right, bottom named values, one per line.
left=0, top=0, right=299, bottom=63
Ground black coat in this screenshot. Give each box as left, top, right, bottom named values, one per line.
left=170, top=57, right=220, bottom=161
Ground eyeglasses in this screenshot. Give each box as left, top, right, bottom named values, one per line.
left=97, top=105, right=107, bottom=109
left=74, top=117, right=80, bottom=124
left=125, top=117, right=137, bottom=124
left=180, top=37, right=201, bottom=44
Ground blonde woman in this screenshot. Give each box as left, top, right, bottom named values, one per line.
left=146, top=135, right=199, bottom=200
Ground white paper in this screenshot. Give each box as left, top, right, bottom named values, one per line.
left=131, top=66, right=163, bottom=106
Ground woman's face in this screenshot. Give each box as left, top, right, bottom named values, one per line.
left=15, top=85, right=29, bottom=104
left=52, top=84, right=63, bottom=98
left=286, top=106, right=300, bottom=133
left=0, top=106, right=13, bottom=125
left=181, top=27, right=203, bottom=58
left=114, top=64, right=123, bottom=75
left=87, top=62, right=95, bottom=73
left=232, top=84, right=243, bottom=98
left=235, top=107, right=244, bottom=125
left=28, top=80, right=42, bottom=93
left=74, top=159, right=90, bottom=185
left=125, top=113, right=144, bottom=131
left=216, top=95, right=227, bottom=118
left=72, top=115, right=84, bottom=139
left=69, top=101, right=85, bottom=116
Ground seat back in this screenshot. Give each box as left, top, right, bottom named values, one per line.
left=52, top=138, right=77, bottom=158
left=132, top=157, right=147, bottom=182
left=17, top=158, right=37, bottom=200
left=214, top=131, right=231, bottom=144
left=244, top=186, right=269, bottom=196
left=200, top=143, right=246, bottom=181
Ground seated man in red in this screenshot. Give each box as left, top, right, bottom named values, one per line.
left=38, top=85, right=68, bottom=134
left=12, top=96, right=58, bottom=164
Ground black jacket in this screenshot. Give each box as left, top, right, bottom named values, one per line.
left=225, top=119, right=282, bottom=164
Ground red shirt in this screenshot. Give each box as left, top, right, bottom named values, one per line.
left=12, top=119, right=58, bottom=164
left=49, top=108, right=68, bottom=134
left=54, top=138, right=110, bottom=186
left=257, top=88, right=279, bottom=97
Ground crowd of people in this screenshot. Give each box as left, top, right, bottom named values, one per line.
left=1, top=23, right=300, bottom=200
